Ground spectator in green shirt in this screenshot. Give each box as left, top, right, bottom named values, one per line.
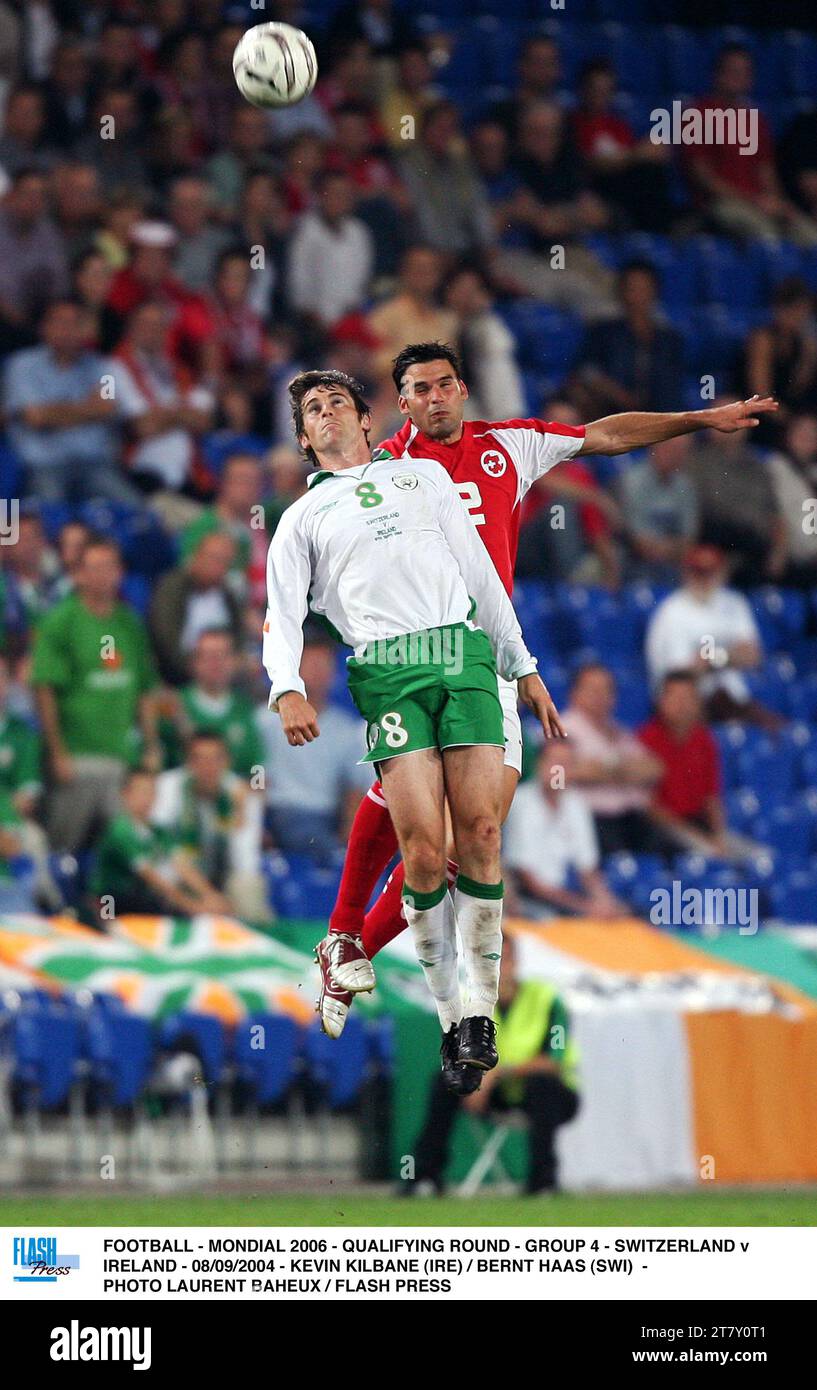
left=31, top=536, right=161, bottom=854
left=161, top=626, right=264, bottom=780
left=89, top=768, right=232, bottom=923
left=180, top=453, right=267, bottom=604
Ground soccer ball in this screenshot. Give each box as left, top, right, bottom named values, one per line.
left=232, top=22, right=318, bottom=109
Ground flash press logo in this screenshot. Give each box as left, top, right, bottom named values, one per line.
left=13, top=1235, right=79, bottom=1282
left=51, top=1321, right=152, bottom=1372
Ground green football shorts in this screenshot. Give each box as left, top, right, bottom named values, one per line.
left=346, top=623, right=505, bottom=765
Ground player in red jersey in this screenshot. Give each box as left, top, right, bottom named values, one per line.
left=315, top=340, right=777, bottom=1043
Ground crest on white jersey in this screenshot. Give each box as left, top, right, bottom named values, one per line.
left=480, top=450, right=506, bottom=477
left=392, top=472, right=419, bottom=490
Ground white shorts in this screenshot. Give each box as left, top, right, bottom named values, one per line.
left=498, top=675, right=523, bottom=775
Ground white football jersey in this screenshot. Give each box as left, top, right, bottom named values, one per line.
left=263, top=453, right=537, bottom=707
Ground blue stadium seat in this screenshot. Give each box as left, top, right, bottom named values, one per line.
left=118, top=510, right=176, bottom=578
left=158, top=1012, right=228, bottom=1088
left=38, top=501, right=74, bottom=542
left=725, top=787, right=763, bottom=833
left=0, top=439, right=21, bottom=498
left=747, top=240, right=804, bottom=295
left=691, top=237, right=764, bottom=312
left=574, top=593, right=642, bottom=661
left=663, top=26, right=714, bottom=95
left=474, top=17, right=523, bottom=89
left=500, top=303, right=584, bottom=378
left=84, top=1006, right=154, bottom=1108
left=750, top=587, right=807, bottom=651
left=789, top=673, right=817, bottom=724
left=604, top=851, right=657, bottom=893
left=679, top=306, right=749, bottom=378
left=713, top=723, right=768, bottom=789
left=744, top=661, right=797, bottom=718
left=733, top=728, right=800, bottom=795
left=264, top=852, right=343, bottom=917
left=578, top=22, right=663, bottom=93
left=303, top=1016, right=370, bottom=1108
left=769, top=869, right=817, bottom=923
left=120, top=573, right=150, bottom=617
left=11, top=1001, right=82, bottom=1110
left=365, top=1016, right=396, bottom=1073
left=234, top=1012, right=301, bottom=1106
left=781, top=31, right=817, bottom=98
left=579, top=233, right=621, bottom=271
left=752, top=805, right=814, bottom=862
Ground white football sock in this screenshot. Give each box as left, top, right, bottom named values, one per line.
left=402, top=881, right=462, bottom=1032
left=455, top=875, right=504, bottom=1018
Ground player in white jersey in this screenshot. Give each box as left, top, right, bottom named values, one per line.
left=263, top=369, right=562, bottom=1087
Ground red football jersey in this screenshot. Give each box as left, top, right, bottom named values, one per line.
left=378, top=417, right=586, bottom=594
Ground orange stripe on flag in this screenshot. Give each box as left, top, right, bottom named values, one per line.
left=686, top=1011, right=817, bottom=1183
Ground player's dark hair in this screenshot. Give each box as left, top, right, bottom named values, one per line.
left=392, top=342, right=462, bottom=394
left=288, top=369, right=371, bottom=465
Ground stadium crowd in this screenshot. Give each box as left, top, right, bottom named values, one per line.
left=1, top=0, right=817, bottom=927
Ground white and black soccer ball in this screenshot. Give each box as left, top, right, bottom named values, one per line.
left=232, top=22, right=318, bottom=109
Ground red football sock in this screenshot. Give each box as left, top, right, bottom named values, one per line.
left=362, top=861, right=406, bottom=958
left=362, top=857, right=460, bottom=959
left=328, top=782, right=399, bottom=936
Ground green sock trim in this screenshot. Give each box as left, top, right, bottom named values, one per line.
left=402, top=880, right=447, bottom=911
left=456, top=873, right=504, bottom=900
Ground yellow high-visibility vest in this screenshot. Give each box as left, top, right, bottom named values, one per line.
left=493, top=980, right=580, bottom=1103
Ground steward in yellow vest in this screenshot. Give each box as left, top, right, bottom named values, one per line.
left=407, top=934, right=581, bottom=1195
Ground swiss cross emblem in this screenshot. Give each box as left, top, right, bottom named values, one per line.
left=481, top=450, right=506, bottom=477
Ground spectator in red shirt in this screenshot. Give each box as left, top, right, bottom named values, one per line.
left=572, top=60, right=673, bottom=233
left=685, top=45, right=817, bottom=247
left=108, top=220, right=190, bottom=319
left=638, top=671, right=759, bottom=862
left=173, top=247, right=266, bottom=385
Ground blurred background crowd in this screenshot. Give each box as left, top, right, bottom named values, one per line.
left=1, top=0, right=817, bottom=930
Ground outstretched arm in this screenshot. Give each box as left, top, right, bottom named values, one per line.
left=263, top=514, right=320, bottom=746
left=580, top=395, right=779, bottom=456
